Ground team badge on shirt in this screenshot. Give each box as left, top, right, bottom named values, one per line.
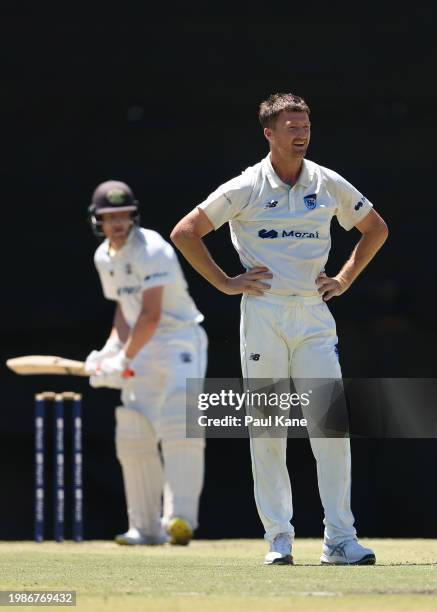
left=303, top=194, right=317, bottom=210
left=125, top=263, right=132, bottom=275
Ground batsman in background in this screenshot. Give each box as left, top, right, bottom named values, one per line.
left=86, top=180, right=208, bottom=546
left=171, top=93, right=388, bottom=565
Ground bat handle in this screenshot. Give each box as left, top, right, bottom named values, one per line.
left=122, top=368, right=135, bottom=378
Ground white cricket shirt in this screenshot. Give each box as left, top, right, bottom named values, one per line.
left=198, top=154, right=373, bottom=296
left=94, top=227, right=204, bottom=331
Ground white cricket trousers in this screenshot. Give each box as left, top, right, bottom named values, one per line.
left=240, top=293, right=357, bottom=545
left=118, top=323, right=208, bottom=532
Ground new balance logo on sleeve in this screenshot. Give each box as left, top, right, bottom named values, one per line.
left=354, top=197, right=366, bottom=211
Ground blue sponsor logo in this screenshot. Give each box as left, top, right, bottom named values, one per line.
left=304, top=193, right=317, bottom=210
left=258, top=229, right=319, bottom=239
left=258, top=229, right=279, bottom=239
left=144, top=271, right=168, bottom=281
left=282, top=230, right=319, bottom=239
left=117, top=285, right=141, bottom=296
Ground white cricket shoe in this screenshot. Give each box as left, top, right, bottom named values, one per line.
left=264, top=533, right=294, bottom=565
left=320, top=539, right=376, bottom=565
left=115, top=527, right=167, bottom=546
left=166, top=517, right=193, bottom=546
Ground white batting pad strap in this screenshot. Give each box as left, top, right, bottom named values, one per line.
left=115, top=407, right=163, bottom=536
left=161, top=439, right=205, bottom=531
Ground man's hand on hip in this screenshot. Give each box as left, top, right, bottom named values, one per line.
left=315, top=273, right=348, bottom=301
left=220, top=267, right=273, bottom=296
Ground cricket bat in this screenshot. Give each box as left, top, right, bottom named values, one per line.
left=6, top=355, right=134, bottom=377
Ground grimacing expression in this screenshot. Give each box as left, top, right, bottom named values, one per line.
left=264, top=111, right=311, bottom=158
left=101, top=211, right=133, bottom=241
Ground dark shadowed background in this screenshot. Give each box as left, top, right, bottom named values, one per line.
left=1, top=4, right=436, bottom=540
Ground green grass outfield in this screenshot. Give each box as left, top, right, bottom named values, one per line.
left=0, top=539, right=436, bottom=611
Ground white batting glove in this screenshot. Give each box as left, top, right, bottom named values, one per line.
left=89, top=371, right=125, bottom=390
left=89, top=351, right=133, bottom=389
left=99, top=349, right=131, bottom=377
left=84, top=337, right=123, bottom=374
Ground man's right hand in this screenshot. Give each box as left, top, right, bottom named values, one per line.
left=220, top=267, right=272, bottom=296
left=84, top=337, right=123, bottom=375
left=89, top=371, right=126, bottom=390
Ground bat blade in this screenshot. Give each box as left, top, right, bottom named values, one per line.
left=6, top=355, right=88, bottom=376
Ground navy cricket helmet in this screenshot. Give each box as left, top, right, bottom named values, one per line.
left=88, top=180, right=140, bottom=237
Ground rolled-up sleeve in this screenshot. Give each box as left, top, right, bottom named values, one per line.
left=333, top=173, right=373, bottom=231
left=197, top=170, right=254, bottom=230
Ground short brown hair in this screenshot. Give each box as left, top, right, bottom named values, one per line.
left=259, top=93, right=310, bottom=128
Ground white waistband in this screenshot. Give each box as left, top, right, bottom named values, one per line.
left=155, top=319, right=203, bottom=334
left=244, top=293, right=323, bottom=306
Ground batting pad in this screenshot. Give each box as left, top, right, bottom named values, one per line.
left=115, top=407, right=163, bottom=537
left=161, top=438, right=205, bottom=531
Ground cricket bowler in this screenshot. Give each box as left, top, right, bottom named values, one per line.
left=170, top=93, right=388, bottom=564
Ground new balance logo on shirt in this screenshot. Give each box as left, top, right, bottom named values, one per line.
left=264, top=200, right=278, bottom=209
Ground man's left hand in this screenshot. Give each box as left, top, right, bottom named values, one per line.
left=315, top=273, right=348, bottom=302
left=89, top=350, right=133, bottom=389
